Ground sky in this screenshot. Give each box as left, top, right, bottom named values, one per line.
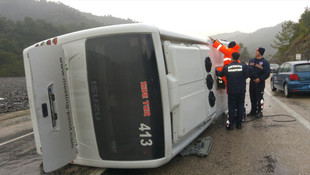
left=47, top=0, right=310, bottom=37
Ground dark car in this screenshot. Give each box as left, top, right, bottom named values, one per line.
left=270, top=60, right=310, bottom=97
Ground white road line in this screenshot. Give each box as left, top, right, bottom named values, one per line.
left=265, top=90, right=310, bottom=131
left=0, top=132, right=34, bottom=147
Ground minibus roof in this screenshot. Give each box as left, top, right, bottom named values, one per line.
left=25, top=23, right=208, bottom=51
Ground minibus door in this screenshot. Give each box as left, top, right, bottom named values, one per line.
left=28, top=46, right=76, bottom=173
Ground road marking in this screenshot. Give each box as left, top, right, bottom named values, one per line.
left=89, top=169, right=106, bottom=175
left=0, top=132, right=34, bottom=147
left=265, top=90, right=310, bottom=131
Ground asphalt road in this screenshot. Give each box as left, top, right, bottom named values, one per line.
left=1, top=80, right=310, bottom=175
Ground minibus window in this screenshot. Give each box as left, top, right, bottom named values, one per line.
left=86, top=34, right=164, bottom=160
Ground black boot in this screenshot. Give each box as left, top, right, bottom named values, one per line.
left=247, top=111, right=256, bottom=117
left=237, top=124, right=242, bottom=129
left=255, top=112, right=263, bottom=118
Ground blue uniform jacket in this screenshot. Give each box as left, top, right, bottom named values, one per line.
left=216, top=62, right=250, bottom=94
left=248, top=57, right=270, bottom=87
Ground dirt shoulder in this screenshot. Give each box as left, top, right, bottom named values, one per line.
left=0, top=110, right=32, bottom=143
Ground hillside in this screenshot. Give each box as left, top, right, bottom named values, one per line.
left=211, top=23, right=283, bottom=59
left=269, top=7, right=310, bottom=64
left=0, top=0, right=136, bottom=77
left=0, top=0, right=136, bottom=28
left=270, top=33, right=310, bottom=63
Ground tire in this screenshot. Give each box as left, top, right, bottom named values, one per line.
left=271, top=79, right=277, bottom=91
left=284, top=83, right=292, bottom=98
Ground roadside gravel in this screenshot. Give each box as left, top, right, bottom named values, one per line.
left=0, top=77, right=29, bottom=115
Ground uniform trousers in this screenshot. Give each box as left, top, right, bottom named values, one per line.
left=249, top=81, right=265, bottom=114
left=228, top=93, right=245, bottom=126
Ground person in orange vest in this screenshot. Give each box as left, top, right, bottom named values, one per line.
left=209, top=37, right=240, bottom=88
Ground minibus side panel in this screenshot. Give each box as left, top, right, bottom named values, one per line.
left=164, top=42, right=212, bottom=142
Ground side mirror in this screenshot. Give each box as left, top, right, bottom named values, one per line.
left=271, top=67, right=277, bottom=73
left=270, top=64, right=279, bottom=73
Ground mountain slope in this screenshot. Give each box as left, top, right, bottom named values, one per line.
left=0, top=0, right=135, bottom=27
left=211, top=23, right=284, bottom=59
left=0, top=0, right=137, bottom=77
left=271, top=33, right=310, bottom=63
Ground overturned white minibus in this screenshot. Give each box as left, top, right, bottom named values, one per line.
left=23, top=24, right=227, bottom=173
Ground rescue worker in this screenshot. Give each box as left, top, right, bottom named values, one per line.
left=216, top=52, right=250, bottom=129
left=247, top=47, right=270, bottom=118
left=209, top=37, right=240, bottom=87
left=209, top=37, right=241, bottom=127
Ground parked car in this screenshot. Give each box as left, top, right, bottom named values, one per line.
left=270, top=60, right=310, bottom=97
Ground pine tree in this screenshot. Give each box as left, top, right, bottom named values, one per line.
left=299, top=7, right=310, bottom=36
left=271, top=21, right=297, bottom=50
left=238, top=43, right=251, bottom=63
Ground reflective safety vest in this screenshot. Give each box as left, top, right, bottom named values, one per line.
left=213, top=40, right=240, bottom=86
left=213, top=40, right=240, bottom=66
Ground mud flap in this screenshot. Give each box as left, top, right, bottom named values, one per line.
left=28, top=46, right=76, bottom=173
left=179, top=136, right=213, bottom=157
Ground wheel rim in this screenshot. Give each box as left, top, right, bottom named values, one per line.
left=284, top=84, right=288, bottom=96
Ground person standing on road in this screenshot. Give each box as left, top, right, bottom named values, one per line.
left=247, top=47, right=270, bottom=118
left=210, top=37, right=241, bottom=127
left=216, top=52, right=250, bottom=130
